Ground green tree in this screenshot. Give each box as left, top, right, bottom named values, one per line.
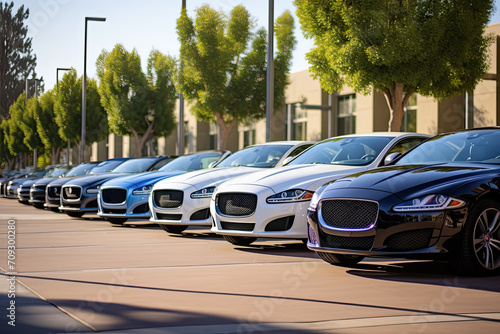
left=0, top=2, right=38, bottom=119
left=34, top=90, right=66, bottom=164
left=177, top=5, right=296, bottom=150
left=96, top=45, right=176, bottom=157
left=4, top=93, right=30, bottom=167
left=0, top=119, right=15, bottom=170
left=20, top=96, right=43, bottom=152
left=295, top=0, right=494, bottom=131
left=54, top=68, right=108, bottom=149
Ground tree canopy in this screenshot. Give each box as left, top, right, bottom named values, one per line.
left=177, top=5, right=296, bottom=150
left=295, top=0, right=494, bottom=131
left=0, top=2, right=38, bottom=119
left=97, top=45, right=177, bottom=157
left=54, top=68, right=108, bottom=148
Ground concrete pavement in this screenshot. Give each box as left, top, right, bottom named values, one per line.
left=0, top=197, right=499, bottom=333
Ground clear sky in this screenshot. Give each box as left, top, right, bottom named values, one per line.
left=13, top=0, right=500, bottom=91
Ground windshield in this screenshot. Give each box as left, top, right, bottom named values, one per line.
left=397, top=130, right=500, bottom=165
left=45, top=167, right=69, bottom=177
left=65, top=163, right=98, bottom=177
left=90, top=160, right=128, bottom=174
left=287, top=136, right=393, bottom=166
left=112, top=158, right=158, bottom=173
left=159, top=152, right=221, bottom=172
left=214, top=144, right=293, bottom=168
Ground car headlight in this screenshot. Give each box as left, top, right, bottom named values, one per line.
left=191, top=186, right=216, bottom=199
left=393, top=195, right=465, bottom=212
left=86, top=184, right=102, bottom=194
left=133, top=185, right=153, bottom=195
left=266, top=189, right=314, bottom=204
left=308, top=192, right=320, bottom=211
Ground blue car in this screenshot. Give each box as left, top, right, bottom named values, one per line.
left=97, top=151, right=229, bottom=224
left=59, top=156, right=174, bottom=218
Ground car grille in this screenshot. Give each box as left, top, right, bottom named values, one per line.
left=220, top=221, right=255, bottom=231
left=265, top=216, right=294, bottom=231
left=385, top=229, right=434, bottom=251
left=322, top=234, right=374, bottom=251
left=320, top=199, right=378, bottom=230
left=63, top=186, right=82, bottom=200
left=47, top=186, right=61, bottom=198
left=102, top=208, right=126, bottom=214
left=217, top=193, right=257, bottom=216
left=102, top=188, right=127, bottom=204
left=157, top=213, right=182, bottom=220
left=190, top=208, right=211, bottom=221
left=154, top=190, right=183, bottom=208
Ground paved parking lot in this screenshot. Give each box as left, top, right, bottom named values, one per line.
left=1, top=197, right=499, bottom=333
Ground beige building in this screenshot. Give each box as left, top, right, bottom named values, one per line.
left=90, top=23, right=500, bottom=160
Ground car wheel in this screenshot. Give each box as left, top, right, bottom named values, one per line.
left=106, top=217, right=128, bottom=225
left=316, top=251, right=365, bottom=266
left=223, top=235, right=257, bottom=246
left=159, top=224, right=187, bottom=234
left=66, top=212, right=84, bottom=218
left=452, top=199, right=500, bottom=276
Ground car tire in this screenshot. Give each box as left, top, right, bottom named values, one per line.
left=223, top=235, right=257, bottom=246
left=106, top=217, right=128, bottom=225
left=451, top=199, right=500, bottom=276
left=66, top=212, right=84, bottom=218
left=316, top=251, right=365, bottom=266
left=159, top=224, right=187, bottom=234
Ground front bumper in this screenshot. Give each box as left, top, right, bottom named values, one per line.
left=59, top=185, right=98, bottom=212
left=307, top=190, right=468, bottom=258
left=211, top=184, right=309, bottom=239
left=149, top=183, right=212, bottom=226
left=97, top=187, right=151, bottom=219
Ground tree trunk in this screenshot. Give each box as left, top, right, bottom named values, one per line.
left=7, top=157, right=15, bottom=170
left=215, top=112, right=237, bottom=151
left=130, top=122, right=155, bottom=158
left=51, top=147, right=61, bottom=165
left=384, top=83, right=412, bottom=132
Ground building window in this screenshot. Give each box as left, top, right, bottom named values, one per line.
left=401, top=94, right=417, bottom=132
left=209, top=123, right=217, bottom=150
left=243, top=128, right=256, bottom=147
left=337, top=94, right=356, bottom=135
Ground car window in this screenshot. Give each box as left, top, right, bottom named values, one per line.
left=90, top=160, right=129, bottom=174
left=214, top=144, right=294, bottom=168
left=150, top=158, right=175, bottom=171
left=65, top=163, right=98, bottom=177
left=159, top=153, right=222, bottom=172
left=288, top=136, right=393, bottom=166
left=396, top=130, right=500, bottom=164
left=383, top=137, right=427, bottom=162
left=112, top=158, right=158, bottom=173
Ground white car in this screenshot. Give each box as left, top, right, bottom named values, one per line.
left=149, top=141, right=314, bottom=234
left=211, top=133, right=430, bottom=246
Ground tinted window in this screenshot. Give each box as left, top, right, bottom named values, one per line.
left=288, top=136, right=393, bottom=166
left=159, top=153, right=221, bottom=172
left=214, top=144, right=294, bottom=168
left=112, top=158, right=158, bottom=173
left=65, top=163, right=98, bottom=177
left=397, top=130, right=500, bottom=164
left=90, top=160, right=128, bottom=174
left=150, top=158, right=175, bottom=171
left=46, top=168, right=70, bottom=177
left=383, top=137, right=427, bottom=160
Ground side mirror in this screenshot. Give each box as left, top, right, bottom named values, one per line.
left=282, top=156, right=294, bottom=165
left=208, top=161, right=217, bottom=168
left=383, top=152, right=402, bottom=166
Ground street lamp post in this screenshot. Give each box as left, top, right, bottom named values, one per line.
left=81, top=17, right=106, bottom=164
left=57, top=67, right=72, bottom=165
left=266, top=0, right=274, bottom=142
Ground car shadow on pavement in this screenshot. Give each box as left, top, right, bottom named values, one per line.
left=343, top=260, right=500, bottom=293
left=232, top=242, right=317, bottom=259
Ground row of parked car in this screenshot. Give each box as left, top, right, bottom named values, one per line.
left=2, top=128, right=500, bottom=276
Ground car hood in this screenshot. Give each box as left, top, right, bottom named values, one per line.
left=20, top=179, right=37, bottom=187
left=63, top=173, right=132, bottom=187
left=330, top=163, right=500, bottom=200
left=33, top=177, right=59, bottom=187
left=154, top=166, right=260, bottom=190
left=47, top=177, right=74, bottom=186
left=102, top=170, right=187, bottom=188
left=221, top=164, right=368, bottom=193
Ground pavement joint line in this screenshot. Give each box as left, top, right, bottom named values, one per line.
left=89, top=312, right=500, bottom=334
left=6, top=260, right=321, bottom=275
left=9, top=275, right=98, bottom=332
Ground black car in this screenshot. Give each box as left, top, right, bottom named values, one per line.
left=44, top=159, right=129, bottom=211
left=307, top=128, right=500, bottom=276
left=59, top=156, right=174, bottom=218
left=29, top=166, right=74, bottom=208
